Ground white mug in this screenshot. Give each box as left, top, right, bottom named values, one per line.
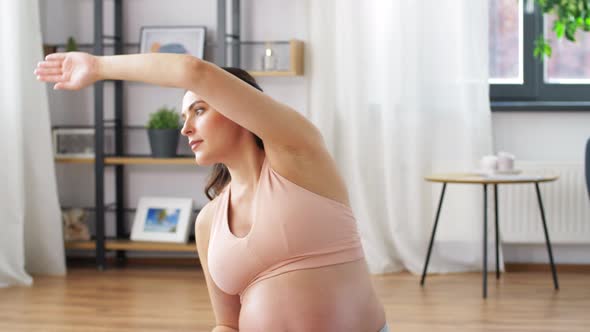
left=497, top=152, right=515, bottom=171
left=480, top=155, right=498, bottom=174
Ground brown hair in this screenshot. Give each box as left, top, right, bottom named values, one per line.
left=202, top=67, right=265, bottom=201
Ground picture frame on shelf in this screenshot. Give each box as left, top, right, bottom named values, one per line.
left=130, top=197, right=194, bottom=243
left=52, top=128, right=114, bottom=158
left=139, top=26, right=206, bottom=59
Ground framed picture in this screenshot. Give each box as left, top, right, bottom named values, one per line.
left=139, top=26, right=206, bottom=59
left=130, top=197, right=194, bottom=243
left=52, top=128, right=114, bottom=158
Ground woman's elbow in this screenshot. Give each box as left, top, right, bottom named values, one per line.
left=180, top=55, right=207, bottom=91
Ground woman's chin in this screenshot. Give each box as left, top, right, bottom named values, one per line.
left=192, top=153, right=215, bottom=166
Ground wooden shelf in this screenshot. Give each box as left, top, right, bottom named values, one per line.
left=55, top=156, right=196, bottom=165
left=65, top=240, right=97, bottom=250
left=65, top=239, right=196, bottom=252
left=55, top=157, right=95, bottom=164
left=107, top=240, right=196, bottom=252
left=247, top=39, right=304, bottom=77
left=105, top=156, right=196, bottom=165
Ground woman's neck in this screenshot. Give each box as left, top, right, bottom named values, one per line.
left=224, top=149, right=265, bottom=197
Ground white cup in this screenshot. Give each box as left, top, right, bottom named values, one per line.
left=497, top=151, right=515, bottom=172
left=480, top=155, right=498, bottom=174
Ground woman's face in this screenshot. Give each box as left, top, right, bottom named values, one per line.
left=180, top=91, right=244, bottom=165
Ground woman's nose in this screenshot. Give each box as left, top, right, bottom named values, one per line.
left=181, top=120, right=194, bottom=136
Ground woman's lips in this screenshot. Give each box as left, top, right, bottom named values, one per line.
left=190, top=140, right=203, bottom=150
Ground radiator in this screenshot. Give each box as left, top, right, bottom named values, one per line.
left=498, top=162, right=590, bottom=244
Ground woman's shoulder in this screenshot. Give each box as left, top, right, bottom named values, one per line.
left=195, top=195, right=224, bottom=240
left=265, top=144, right=351, bottom=208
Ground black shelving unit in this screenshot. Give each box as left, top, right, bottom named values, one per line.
left=81, top=0, right=241, bottom=270
left=60, top=0, right=301, bottom=270
left=93, top=0, right=107, bottom=270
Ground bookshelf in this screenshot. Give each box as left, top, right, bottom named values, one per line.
left=53, top=0, right=303, bottom=270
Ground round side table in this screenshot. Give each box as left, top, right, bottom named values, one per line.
left=421, top=173, right=559, bottom=298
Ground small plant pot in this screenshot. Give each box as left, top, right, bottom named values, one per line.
left=148, top=129, right=179, bottom=158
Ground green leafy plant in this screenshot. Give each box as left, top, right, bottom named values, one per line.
left=65, top=36, right=78, bottom=52
left=533, top=0, right=590, bottom=59
left=146, top=106, right=181, bottom=129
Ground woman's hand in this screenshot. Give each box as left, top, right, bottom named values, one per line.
left=34, top=52, right=100, bottom=90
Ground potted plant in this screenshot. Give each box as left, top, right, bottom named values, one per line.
left=65, top=36, right=78, bottom=52
left=146, top=106, right=181, bottom=158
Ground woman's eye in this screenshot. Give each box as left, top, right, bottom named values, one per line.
left=195, top=108, right=205, bottom=115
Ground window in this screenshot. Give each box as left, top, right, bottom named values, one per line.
left=489, top=0, right=523, bottom=84
left=489, top=0, right=590, bottom=105
left=544, top=14, right=590, bottom=84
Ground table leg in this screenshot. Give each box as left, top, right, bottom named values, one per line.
left=494, top=184, right=500, bottom=280
left=534, top=182, right=560, bottom=290
left=421, top=182, right=447, bottom=286
left=483, top=184, right=488, bottom=298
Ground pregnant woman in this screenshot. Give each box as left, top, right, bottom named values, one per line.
left=35, top=52, right=388, bottom=332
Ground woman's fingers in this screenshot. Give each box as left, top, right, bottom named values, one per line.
left=37, top=60, right=62, bottom=68
left=35, top=59, right=63, bottom=79
left=37, top=73, right=65, bottom=83
left=34, top=54, right=69, bottom=85
left=53, top=82, right=78, bottom=90
left=35, top=56, right=67, bottom=83
left=45, top=53, right=66, bottom=61
left=34, top=67, right=62, bottom=76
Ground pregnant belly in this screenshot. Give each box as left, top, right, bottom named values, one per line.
left=238, top=259, right=385, bottom=332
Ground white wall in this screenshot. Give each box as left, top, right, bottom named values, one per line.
left=493, top=112, right=589, bottom=163
left=41, top=0, right=589, bottom=263
left=493, top=112, right=590, bottom=264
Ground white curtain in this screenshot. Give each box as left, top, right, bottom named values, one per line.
left=0, top=0, right=66, bottom=287
left=306, top=0, right=497, bottom=274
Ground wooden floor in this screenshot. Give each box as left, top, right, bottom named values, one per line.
left=0, top=266, right=588, bottom=332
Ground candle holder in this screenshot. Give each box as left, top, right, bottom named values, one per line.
left=261, top=42, right=278, bottom=71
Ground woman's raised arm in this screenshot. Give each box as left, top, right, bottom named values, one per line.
left=35, top=52, right=323, bottom=152
left=35, top=52, right=199, bottom=90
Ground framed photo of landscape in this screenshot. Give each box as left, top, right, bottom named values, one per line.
left=139, top=26, right=206, bottom=59
left=130, top=196, right=194, bottom=243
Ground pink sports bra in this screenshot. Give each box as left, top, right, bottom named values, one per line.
left=207, top=156, right=365, bottom=298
